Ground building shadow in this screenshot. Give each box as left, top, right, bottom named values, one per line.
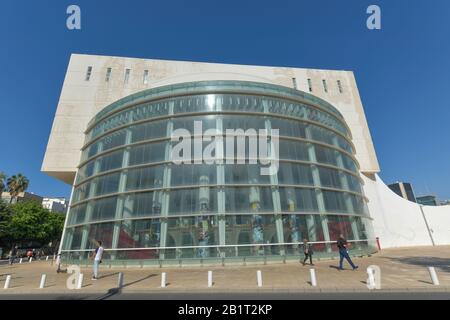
left=383, top=256, right=450, bottom=273
left=122, top=274, right=157, bottom=288
left=98, top=272, right=120, bottom=279
left=94, top=274, right=158, bottom=300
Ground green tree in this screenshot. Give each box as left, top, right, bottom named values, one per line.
left=0, top=172, right=6, bottom=198
left=6, top=174, right=29, bottom=203
left=0, top=199, right=13, bottom=250
left=7, top=201, right=65, bottom=248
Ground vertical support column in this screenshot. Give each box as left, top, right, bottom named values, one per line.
left=159, top=101, right=174, bottom=260
left=59, top=169, right=80, bottom=261
left=79, top=140, right=104, bottom=257
left=306, top=125, right=331, bottom=252
left=216, top=99, right=226, bottom=257
left=110, top=129, right=132, bottom=260
left=306, top=215, right=317, bottom=242
left=333, top=136, right=360, bottom=248
left=265, top=114, right=284, bottom=256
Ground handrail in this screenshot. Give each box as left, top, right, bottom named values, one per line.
left=60, top=239, right=374, bottom=252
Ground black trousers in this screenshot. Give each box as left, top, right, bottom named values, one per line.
left=303, top=253, right=313, bottom=265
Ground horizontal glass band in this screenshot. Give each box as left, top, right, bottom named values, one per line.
left=76, top=136, right=359, bottom=187
left=86, top=81, right=347, bottom=134
left=62, top=214, right=373, bottom=253
left=66, top=210, right=373, bottom=228
left=83, top=107, right=352, bottom=152
left=70, top=181, right=368, bottom=208
left=80, top=119, right=355, bottom=168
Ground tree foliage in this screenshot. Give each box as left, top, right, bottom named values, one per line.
left=6, top=173, right=29, bottom=203
left=0, top=200, right=65, bottom=249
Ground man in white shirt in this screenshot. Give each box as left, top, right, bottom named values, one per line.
left=92, top=240, right=104, bottom=280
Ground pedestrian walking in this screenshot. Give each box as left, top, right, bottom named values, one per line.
left=92, top=240, right=104, bottom=280
left=337, top=234, right=358, bottom=270
left=301, top=239, right=314, bottom=266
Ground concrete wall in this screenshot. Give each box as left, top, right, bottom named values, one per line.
left=423, top=205, right=450, bottom=246
left=362, top=173, right=450, bottom=248
left=42, top=54, right=380, bottom=184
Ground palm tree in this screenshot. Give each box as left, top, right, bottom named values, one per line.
left=7, top=174, right=29, bottom=204
left=0, top=172, right=6, bottom=198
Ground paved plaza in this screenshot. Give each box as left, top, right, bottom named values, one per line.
left=1, top=246, right=449, bottom=297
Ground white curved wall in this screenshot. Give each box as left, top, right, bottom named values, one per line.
left=422, top=205, right=450, bottom=245
left=363, top=173, right=450, bottom=248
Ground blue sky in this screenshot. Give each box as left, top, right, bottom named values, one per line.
left=0, top=0, right=449, bottom=200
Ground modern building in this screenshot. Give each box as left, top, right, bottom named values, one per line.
left=42, top=54, right=450, bottom=265
left=42, top=197, right=69, bottom=214
left=388, top=182, right=417, bottom=202
left=416, top=195, right=438, bottom=206
left=0, top=191, right=43, bottom=205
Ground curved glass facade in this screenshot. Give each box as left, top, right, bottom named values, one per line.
left=62, top=80, right=376, bottom=265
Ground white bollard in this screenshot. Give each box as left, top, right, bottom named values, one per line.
left=117, top=272, right=124, bottom=288
left=256, top=270, right=263, bottom=287
left=39, top=274, right=47, bottom=289
left=29, top=257, right=33, bottom=263
left=77, top=273, right=84, bottom=289
left=4, top=275, right=11, bottom=289
left=161, top=272, right=167, bottom=288
left=19, top=258, right=23, bottom=264
left=367, top=267, right=376, bottom=288
left=428, top=267, right=440, bottom=286
left=309, top=269, right=317, bottom=287
left=208, top=271, right=213, bottom=288
left=46, top=256, right=49, bottom=261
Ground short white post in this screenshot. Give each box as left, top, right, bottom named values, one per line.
left=77, top=273, right=84, bottom=289
left=4, top=275, right=11, bottom=289
left=39, top=274, right=47, bottom=289
left=161, top=272, right=167, bottom=288
left=428, top=267, right=440, bottom=285
left=46, top=256, right=49, bottom=261
left=257, top=270, right=263, bottom=287
left=19, top=258, right=23, bottom=264
left=208, top=271, right=213, bottom=288
left=117, top=272, right=124, bottom=288
left=53, top=255, right=56, bottom=261
left=367, top=267, right=375, bottom=288
left=29, top=257, right=33, bottom=263
left=309, top=268, right=317, bottom=287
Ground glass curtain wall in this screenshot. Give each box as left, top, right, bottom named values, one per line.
left=62, top=81, right=376, bottom=263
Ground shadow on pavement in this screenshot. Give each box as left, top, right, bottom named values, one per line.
left=122, top=274, right=157, bottom=288
left=384, top=256, right=450, bottom=273
left=98, top=272, right=120, bottom=279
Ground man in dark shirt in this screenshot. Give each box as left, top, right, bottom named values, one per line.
left=337, top=234, right=358, bottom=270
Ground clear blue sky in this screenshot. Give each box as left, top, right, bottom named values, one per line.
left=0, top=0, right=449, bottom=200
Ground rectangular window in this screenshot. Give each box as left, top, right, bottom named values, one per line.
left=143, top=70, right=149, bottom=84
left=337, top=80, right=343, bottom=93
left=307, top=78, right=313, bottom=92
left=292, top=77, right=297, bottom=90
left=124, top=68, right=131, bottom=84
left=85, top=66, right=92, bottom=81
left=105, top=68, right=112, bottom=82
left=322, top=79, right=328, bottom=93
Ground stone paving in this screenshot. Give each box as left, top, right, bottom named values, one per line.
left=0, top=246, right=449, bottom=295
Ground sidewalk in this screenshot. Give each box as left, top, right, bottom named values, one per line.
left=1, top=246, right=449, bottom=295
